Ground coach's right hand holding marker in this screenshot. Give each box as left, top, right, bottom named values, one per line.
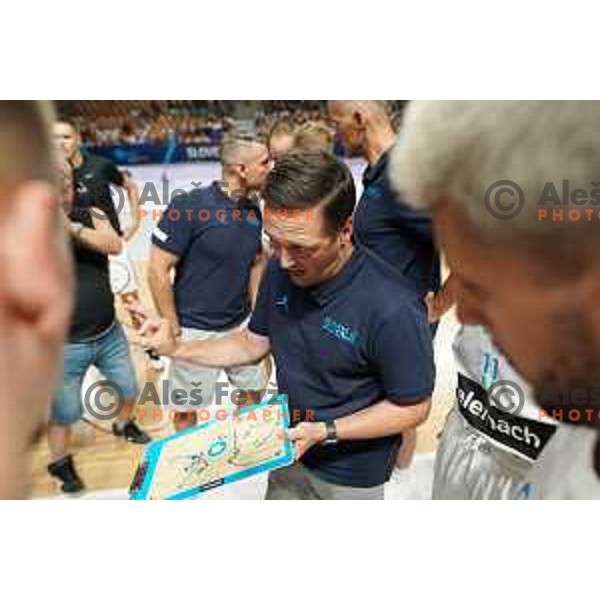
left=125, top=299, right=270, bottom=370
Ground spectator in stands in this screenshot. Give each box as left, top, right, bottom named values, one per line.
left=293, top=122, right=335, bottom=154
left=267, top=120, right=295, bottom=161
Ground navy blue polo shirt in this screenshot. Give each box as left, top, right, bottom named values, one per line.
left=354, top=147, right=441, bottom=297
left=249, top=247, right=435, bottom=488
left=151, top=182, right=263, bottom=331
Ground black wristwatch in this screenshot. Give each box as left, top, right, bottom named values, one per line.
left=323, top=420, right=338, bottom=445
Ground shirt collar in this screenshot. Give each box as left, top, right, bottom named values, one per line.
left=305, top=247, right=365, bottom=307
left=362, top=147, right=391, bottom=188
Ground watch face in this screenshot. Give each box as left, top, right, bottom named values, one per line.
left=325, top=421, right=337, bottom=444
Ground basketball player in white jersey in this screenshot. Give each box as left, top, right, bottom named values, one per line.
left=391, top=101, right=600, bottom=499
left=427, top=276, right=558, bottom=499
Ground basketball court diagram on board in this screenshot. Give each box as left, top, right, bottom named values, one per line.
left=130, top=396, right=294, bottom=500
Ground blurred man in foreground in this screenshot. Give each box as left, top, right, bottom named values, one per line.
left=391, top=100, right=600, bottom=498
left=0, top=101, right=73, bottom=498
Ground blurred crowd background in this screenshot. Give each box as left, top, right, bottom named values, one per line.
left=55, top=101, right=406, bottom=162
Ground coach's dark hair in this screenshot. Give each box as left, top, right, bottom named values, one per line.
left=264, top=152, right=356, bottom=236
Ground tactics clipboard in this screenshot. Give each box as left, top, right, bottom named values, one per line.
left=129, top=395, right=294, bottom=500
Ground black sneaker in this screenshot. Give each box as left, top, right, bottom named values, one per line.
left=145, top=349, right=165, bottom=372
left=112, top=420, right=152, bottom=444
left=47, top=455, right=85, bottom=494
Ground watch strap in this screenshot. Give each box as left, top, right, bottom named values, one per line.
left=324, top=420, right=337, bottom=445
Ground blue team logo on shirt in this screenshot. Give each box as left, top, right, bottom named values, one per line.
left=321, top=316, right=358, bottom=345
left=76, top=182, right=89, bottom=195
left=275, top=294, right=289, bottom=314
left=362, top=182, right=384, bottom=200
left=515, top=482, right=533, bottom=500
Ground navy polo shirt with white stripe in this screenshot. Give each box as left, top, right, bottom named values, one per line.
left=249, top=247, right=435, bottom=488
left=152, top=182, right=263, bottom=331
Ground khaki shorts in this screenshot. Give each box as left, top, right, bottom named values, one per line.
left=109, top=246, right=138, bottom=295
left=266, top=462, right=384, bottom=500
left=167, top=324, right=268, bottom=411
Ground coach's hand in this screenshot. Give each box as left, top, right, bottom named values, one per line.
left=426, top=273, right=457, bottom=323
left=125, top=301, right=178, bottom=355
left=167, top=318, right=182, bottom=340
left=288, top=422, right=327, bottom=460
left=425, top=291, right=444, bottom=323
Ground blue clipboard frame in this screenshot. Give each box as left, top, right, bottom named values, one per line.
left=129, top=394, right=294, bottom=500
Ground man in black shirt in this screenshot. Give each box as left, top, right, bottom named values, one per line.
left=47, top=151, right=151, bottom=494
left=54, top=121, right=162, bottom=373
left=54, top=120, right=140, bottom=239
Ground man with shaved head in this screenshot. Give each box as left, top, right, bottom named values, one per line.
left=0, top=101, right=73, bottom=498
left=148, top=131, right=270, bottom=431
left=391, top=100, right=600, bottom=498
left=328, top=100, right=440, bottom=483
